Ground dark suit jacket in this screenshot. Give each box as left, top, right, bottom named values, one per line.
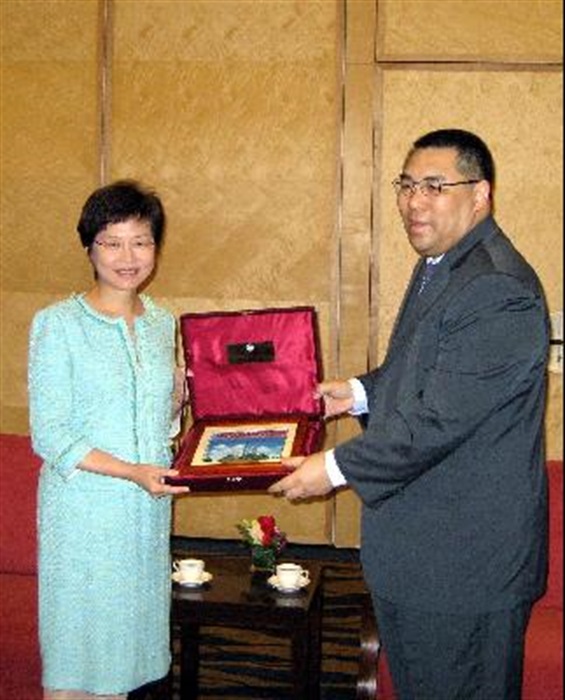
left=335, top=216, right=550, bottom=613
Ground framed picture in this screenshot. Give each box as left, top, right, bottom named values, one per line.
left=191, top=420, right=299, bottom=468
left=169, top=415, right=322, bottom=490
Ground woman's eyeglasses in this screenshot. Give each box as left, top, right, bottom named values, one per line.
left=93, top=238, right=156, bottom=253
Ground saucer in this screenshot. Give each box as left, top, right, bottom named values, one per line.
left=172, top=570, right=213, bottom=587
left=267, top=574, right=310, bottom=593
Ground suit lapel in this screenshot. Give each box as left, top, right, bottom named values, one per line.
left=389, top=260, right=425, bottom=345
left=385, top=216, right=499, bottom=361
left=387, top=261, right=449, bottom=359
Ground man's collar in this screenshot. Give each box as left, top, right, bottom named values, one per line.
left=426, top=254, right=445, bottom=265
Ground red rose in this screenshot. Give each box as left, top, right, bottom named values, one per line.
left=257, top=515, right=276, bottom=546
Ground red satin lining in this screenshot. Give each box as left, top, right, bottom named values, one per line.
left=181, top=308, right=322, bottom=421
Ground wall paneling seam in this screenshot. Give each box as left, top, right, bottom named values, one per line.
left=329, top=0, right=348, bottom=546
left=98, top=0, right=113, bottom=185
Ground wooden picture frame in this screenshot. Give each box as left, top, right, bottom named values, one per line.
left=169, top=416, right=317, bottom=490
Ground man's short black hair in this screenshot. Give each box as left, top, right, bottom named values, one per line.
left=411, top=129, right=495, bottom=188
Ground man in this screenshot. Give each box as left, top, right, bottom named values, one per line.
left=270, top=129, right=550, bottom=699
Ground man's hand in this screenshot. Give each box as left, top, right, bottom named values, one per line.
left=316, top=380, right=354, bottom=418
left=268, top=452, right=333, bottom=501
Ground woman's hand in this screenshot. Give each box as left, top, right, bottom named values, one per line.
left=76, top=449, right=190, bottom=496
left=130, top=464, right=190, bottom=498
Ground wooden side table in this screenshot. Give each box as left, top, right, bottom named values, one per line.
left=171, top=555, right=323, bottom=699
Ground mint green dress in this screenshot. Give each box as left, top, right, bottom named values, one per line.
left=28, top=294, right=176, bottom=695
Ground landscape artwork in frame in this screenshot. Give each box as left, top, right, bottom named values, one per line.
left=191, top=421, right=299, bottom=467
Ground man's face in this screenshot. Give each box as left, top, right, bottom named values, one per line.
left=396, top=147, right=490, bottom=257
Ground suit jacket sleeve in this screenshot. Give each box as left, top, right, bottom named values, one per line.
left=334, top=273, right=549, bottom=508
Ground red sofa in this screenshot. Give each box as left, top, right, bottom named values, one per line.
left=0, top=434, right=168, bottom=700
left=522, top=460, right=563, bottom=700
left=0, top=433, right=42, bottom=700
left=357, top=460, right=564, bottom=700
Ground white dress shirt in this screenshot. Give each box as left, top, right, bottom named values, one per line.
left=325, top=377, right=367, bottom=487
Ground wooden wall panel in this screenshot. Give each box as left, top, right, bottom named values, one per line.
left=0, top=0, right=99, bottom=433
left=378, top=0, right=563, bottom=63
left=109, top=2, right=338, bottom=305
left=332, top=0, right=376, bottom=546
left=546, top=374, right=563, bottom=459
left=105, top=0, right=342, bottom=543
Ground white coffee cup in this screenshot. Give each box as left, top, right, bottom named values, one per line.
left=276, top=562, right=310, bottom=590
left=174, top=558, right=205, bottom=583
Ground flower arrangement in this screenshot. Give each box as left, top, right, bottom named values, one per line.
left=237, top=515, right=287, bottom=571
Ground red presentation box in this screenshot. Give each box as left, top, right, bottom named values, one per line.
left=167, top=306, right=325, bottom=492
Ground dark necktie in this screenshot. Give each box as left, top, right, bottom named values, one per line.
left=418, top=260, right=438, bottom=295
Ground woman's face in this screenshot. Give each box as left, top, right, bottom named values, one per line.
left=89, top=218, right=156, bottom=292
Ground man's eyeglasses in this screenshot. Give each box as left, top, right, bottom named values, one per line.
left=93, top=238, right=156, bottom=253
left=392, top=176, right=481, bottom=198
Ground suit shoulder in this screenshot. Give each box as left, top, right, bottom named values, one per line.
left=453, top=229, right=544, bottom=299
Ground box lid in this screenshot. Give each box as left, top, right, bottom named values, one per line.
left=180, top=306, right=323, bottom=421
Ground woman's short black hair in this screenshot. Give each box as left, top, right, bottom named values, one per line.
left=77, top=180, right=166, bottom=250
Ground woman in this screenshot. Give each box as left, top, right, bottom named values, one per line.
left=28, top=180, right=190, bottom=700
